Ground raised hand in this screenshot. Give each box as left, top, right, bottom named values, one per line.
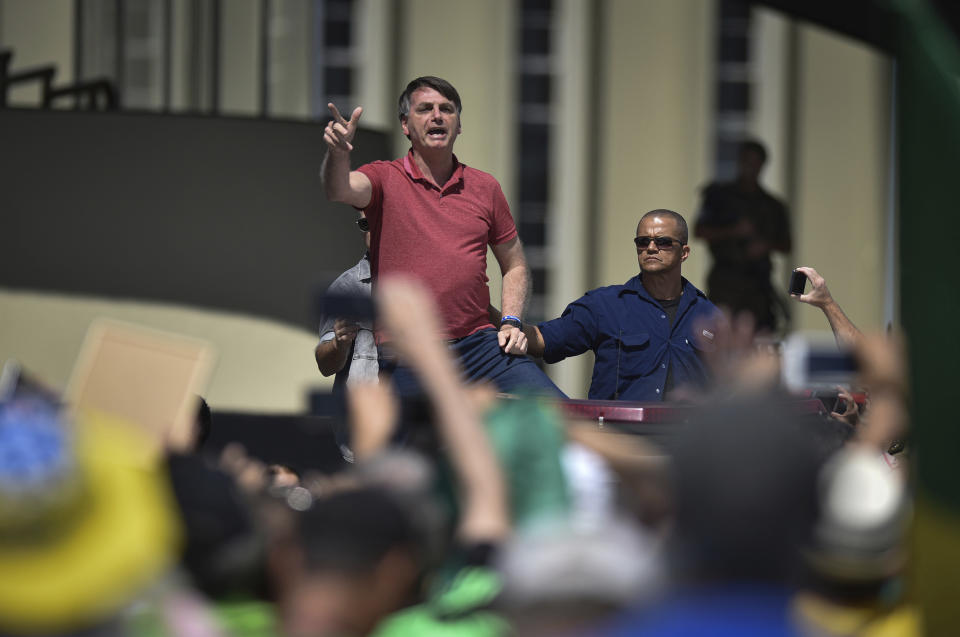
left=320, top=103, right=373, bottom=207
left=793, top=266, right=833, bottom=308
left=376, top=275, right=445, bottom=362
left=853, top=330, right=908, bottom=451
left=347, top=379, right=400, bottom=461
left=692, top=310, right=780, bottom=395
left=829, top=385, right=860, bottom=426
left=323, top=103, right=363, bottom=153
left=791, top=265, right=862, bottom=348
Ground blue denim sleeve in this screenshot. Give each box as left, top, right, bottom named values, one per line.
left=537, top=295, right=600, bottom=364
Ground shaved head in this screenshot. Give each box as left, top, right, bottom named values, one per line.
left=638, top=209, right=688, bottom=245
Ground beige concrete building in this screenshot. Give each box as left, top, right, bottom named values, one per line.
left=0, top=0, right=893, bottom=408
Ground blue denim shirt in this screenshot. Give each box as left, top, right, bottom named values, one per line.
left=538, top=275, right=719, bottom=401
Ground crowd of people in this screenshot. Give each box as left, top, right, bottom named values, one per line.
left=0, top=76, right=916, bottom=636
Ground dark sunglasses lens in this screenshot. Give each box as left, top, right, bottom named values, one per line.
left=634, top=236, right=674, bottom=248
left=356, top=218, right=369, bottom=232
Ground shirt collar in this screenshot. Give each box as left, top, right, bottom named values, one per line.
left=357, top=252, right=371, bottom=282
left=402, top=148, right=464, bottom=191
left=623, top=274, right=705, bottom=307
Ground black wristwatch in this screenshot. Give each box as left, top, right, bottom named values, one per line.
left=500, top=315, right=523, bottom=330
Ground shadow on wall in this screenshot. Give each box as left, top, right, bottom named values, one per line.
left=0, top=108, right=391, bottom=331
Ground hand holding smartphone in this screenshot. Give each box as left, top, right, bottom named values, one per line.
left=789, top=269, right=808, bottom=296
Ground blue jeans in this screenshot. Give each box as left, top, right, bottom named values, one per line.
left=381, top=328, right=566, bottom=399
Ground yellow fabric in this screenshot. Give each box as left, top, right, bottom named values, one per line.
left=912, top=494, right=960, bottom=637
left=0, top=413, right=181, bottom=633
left=793, top=593, right=922, bottom=637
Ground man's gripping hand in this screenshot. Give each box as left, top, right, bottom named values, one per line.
left=324, top=103, right=363, bottom=154
left=498, top=324, right=528, bottom=355
left=333, top=318, right=359, bottom=349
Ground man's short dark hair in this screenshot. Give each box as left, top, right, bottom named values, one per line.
left=638, top=209, right=689, bottom=246
left=398, top=76, right=463, bottom=121
left=739, top=140, right=768, bottom=164
left=671, top=395, right=822, bottom=583
left=299, top=488, right=418, bottom=575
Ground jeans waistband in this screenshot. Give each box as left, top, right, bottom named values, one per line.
left=447, top=327, right=495, bottom=345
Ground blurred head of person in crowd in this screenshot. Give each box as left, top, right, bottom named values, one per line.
left=0, top=394, right=180, bottom=635
left=497, top=517, right=664, bottom=636
left=737, top=139, right=768, bottom=187
left=793, top=444, right=913, bottom=635
left=669, top=394, right=823, bottom=585
left=166, top=453, right=268, bottom=600
left=270, top=487, right=423, bottom=637
left=599, top=394, right=827, bottom=634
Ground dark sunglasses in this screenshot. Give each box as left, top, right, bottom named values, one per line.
left=356, top=218, right=370, bottom=232
left=634, top=235, right=681, bottom=249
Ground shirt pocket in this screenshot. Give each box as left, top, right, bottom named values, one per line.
left=614, top=332, right=659, bottom=377
left=686, top=329, right=716, bottom=354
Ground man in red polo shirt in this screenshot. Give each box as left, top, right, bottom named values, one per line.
left=321, top=76, right=561, bottom=397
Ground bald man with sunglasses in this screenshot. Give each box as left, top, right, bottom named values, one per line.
left=522, top=209, right=719, bottom=401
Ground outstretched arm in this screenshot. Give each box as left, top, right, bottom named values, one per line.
left=524, top=324, right=546, bottom=357
left=321, top=103, right=373, bottom=209
left=378, top=277, right=510, bottom=543
left=792, top=266, right=863, bottom=349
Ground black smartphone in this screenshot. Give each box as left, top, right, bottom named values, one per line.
left=789, top=270, right=808, bottom=296
left=832, top=394, right=847, bottom=414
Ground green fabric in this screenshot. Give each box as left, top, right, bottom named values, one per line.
left=435, top=394, right=571, bottom=528
left=371, top=566, right=508, bottom=637
left=483, top=395, right=571, bottom=528
left=429, top=395, right=570, bottom=593
left=215, top=599, right=278, bottom=636
left=890, top=0, right=960, bottom=632
left=430, top=567, right=502, bottom=616
left=891, top=0, right=960, bottom=509
left=124, top=597, right=277, bottom=637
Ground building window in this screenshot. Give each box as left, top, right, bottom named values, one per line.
left=713, top=0, right=753, bottom=178
left=516, top=0, right=554, bottom=322
left=313, top=0, right=355, bottom=118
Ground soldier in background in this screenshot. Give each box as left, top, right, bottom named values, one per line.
left=695, top=140, right=792, bottom=332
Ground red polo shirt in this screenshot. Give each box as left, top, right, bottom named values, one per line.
left=358, top=150, right=518, bottom=339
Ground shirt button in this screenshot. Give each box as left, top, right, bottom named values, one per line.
left=685, top=339, right=689, bottom=344
left=661, top=363, right=666, bottom=369
left=661, top=314, right=666, bottom=319
left=655, top=388, right=660, bottom=394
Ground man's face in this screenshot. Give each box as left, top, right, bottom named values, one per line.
left=635, top=215, right=689, bottom=274
left=737, top=149, right=765, bottom=182
left=400, top=87, right=461, bottom=152
left=358, top=213, right=371, bottom=249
